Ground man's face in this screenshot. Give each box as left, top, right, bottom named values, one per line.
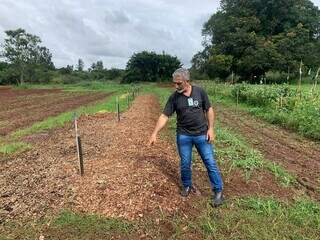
left=173, top=76, right=187, bottom=93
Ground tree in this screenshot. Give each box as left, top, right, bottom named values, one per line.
left=1, top=28, right=54, bottom=84
left=96, top=60, right=103, bottom=71
left=123, top=51, right=181, bottom=83
left=90, top=62, right=96, bottom=71
left=0, top=61, right=14, bottom=85
left=206, top=54, right=233, bottom=79
left=77, top=58, right=84, bottom=71
left=195, top=0, right=320, bottom=82
left=89, top=61, right=104, bottom=72
left=106, top=68, right=124, bottom=79
left=87, top=60, right=105, bottom=80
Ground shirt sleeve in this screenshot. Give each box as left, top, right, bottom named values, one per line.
left=163, top=93, right=176, bottom=117
left=201, top=88, right=211, bottom=111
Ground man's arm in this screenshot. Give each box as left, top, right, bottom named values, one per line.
left=206, top=107, right=215, bottom=142
left=148, top=114, right=169, bottom=145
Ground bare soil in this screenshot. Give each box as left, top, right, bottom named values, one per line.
left=215, top=104, right=320, bottom=200
left=0, top=88, right=111, bottom=136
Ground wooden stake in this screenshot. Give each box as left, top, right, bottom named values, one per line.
left=117, top=96, right=120, bottom=122
left=77, top=136, right=84, bottom=176
left=127, top=93, right=129, bottom=107
left=236, top=89, right=239, bottom=108
left=298, top=60, right=302, bottom=99
left=312, top=66, right=320, bottom=94
left=231, top=71, right=234, bottom=84
left=74, top=113, right=84, bottom=176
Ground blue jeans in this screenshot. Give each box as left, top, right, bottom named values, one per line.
left=176, top=134, right=223, bottom=193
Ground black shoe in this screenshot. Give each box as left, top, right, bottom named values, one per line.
left=181, top=186, right=192, bottom=197
left=212, top=191, right=224, bottom=207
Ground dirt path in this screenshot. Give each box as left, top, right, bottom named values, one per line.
left=68, top=95, right=191, bottom=220
left=215, top=104, right=320, bottom=200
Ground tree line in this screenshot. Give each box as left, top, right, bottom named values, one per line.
left=0, top=29, right=181, bottom=85
left=191, top=0, right=320, bottom=83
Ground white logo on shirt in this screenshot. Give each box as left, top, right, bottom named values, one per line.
left=187, top=98, right=194, bottom=106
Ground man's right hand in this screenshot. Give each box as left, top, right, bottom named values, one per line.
left=148, top=114, right=168, bottom=146
left=148, top=133, right=157, bottom=146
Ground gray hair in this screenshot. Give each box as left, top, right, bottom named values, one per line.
left=172, top=68, right=190, bottom=81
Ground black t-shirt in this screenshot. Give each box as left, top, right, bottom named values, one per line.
left=163, top=85, right=211, bottom=136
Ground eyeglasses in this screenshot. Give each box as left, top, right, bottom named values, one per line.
left=173, top=81, right=183, bottom=86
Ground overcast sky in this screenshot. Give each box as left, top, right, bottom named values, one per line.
left=0, top=0, right=320, bottom=69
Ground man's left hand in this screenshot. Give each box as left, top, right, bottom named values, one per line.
left=206, top=128, right=215, bottom=143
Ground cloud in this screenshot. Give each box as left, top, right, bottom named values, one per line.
left=104, top=9, right=130, bottom=25
left=0, top=0, right=319, bottom=69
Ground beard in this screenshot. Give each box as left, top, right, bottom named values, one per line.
left=176, top=88, right=184, bottom=93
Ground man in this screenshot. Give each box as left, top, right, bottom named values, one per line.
left=148, top=68, right=224, bottom=207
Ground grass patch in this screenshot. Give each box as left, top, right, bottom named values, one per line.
left=191, top=197, right=320, bottom=240
left=265, top=161, right=297, bottom=186
left=216, top=124, right=296, bottom=186
left=14, top=81, right=141, bottom=93
left=216, top=125, right=264, bottom=172
left=133, top=196, right=320, bottom=239
left=0, top=210, right=135, bottom=240
left=53, top=210, right=134, bottom=234
left=0, top=142, right=31, bottom=155
left=197, top=81, right=320, bottom=141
